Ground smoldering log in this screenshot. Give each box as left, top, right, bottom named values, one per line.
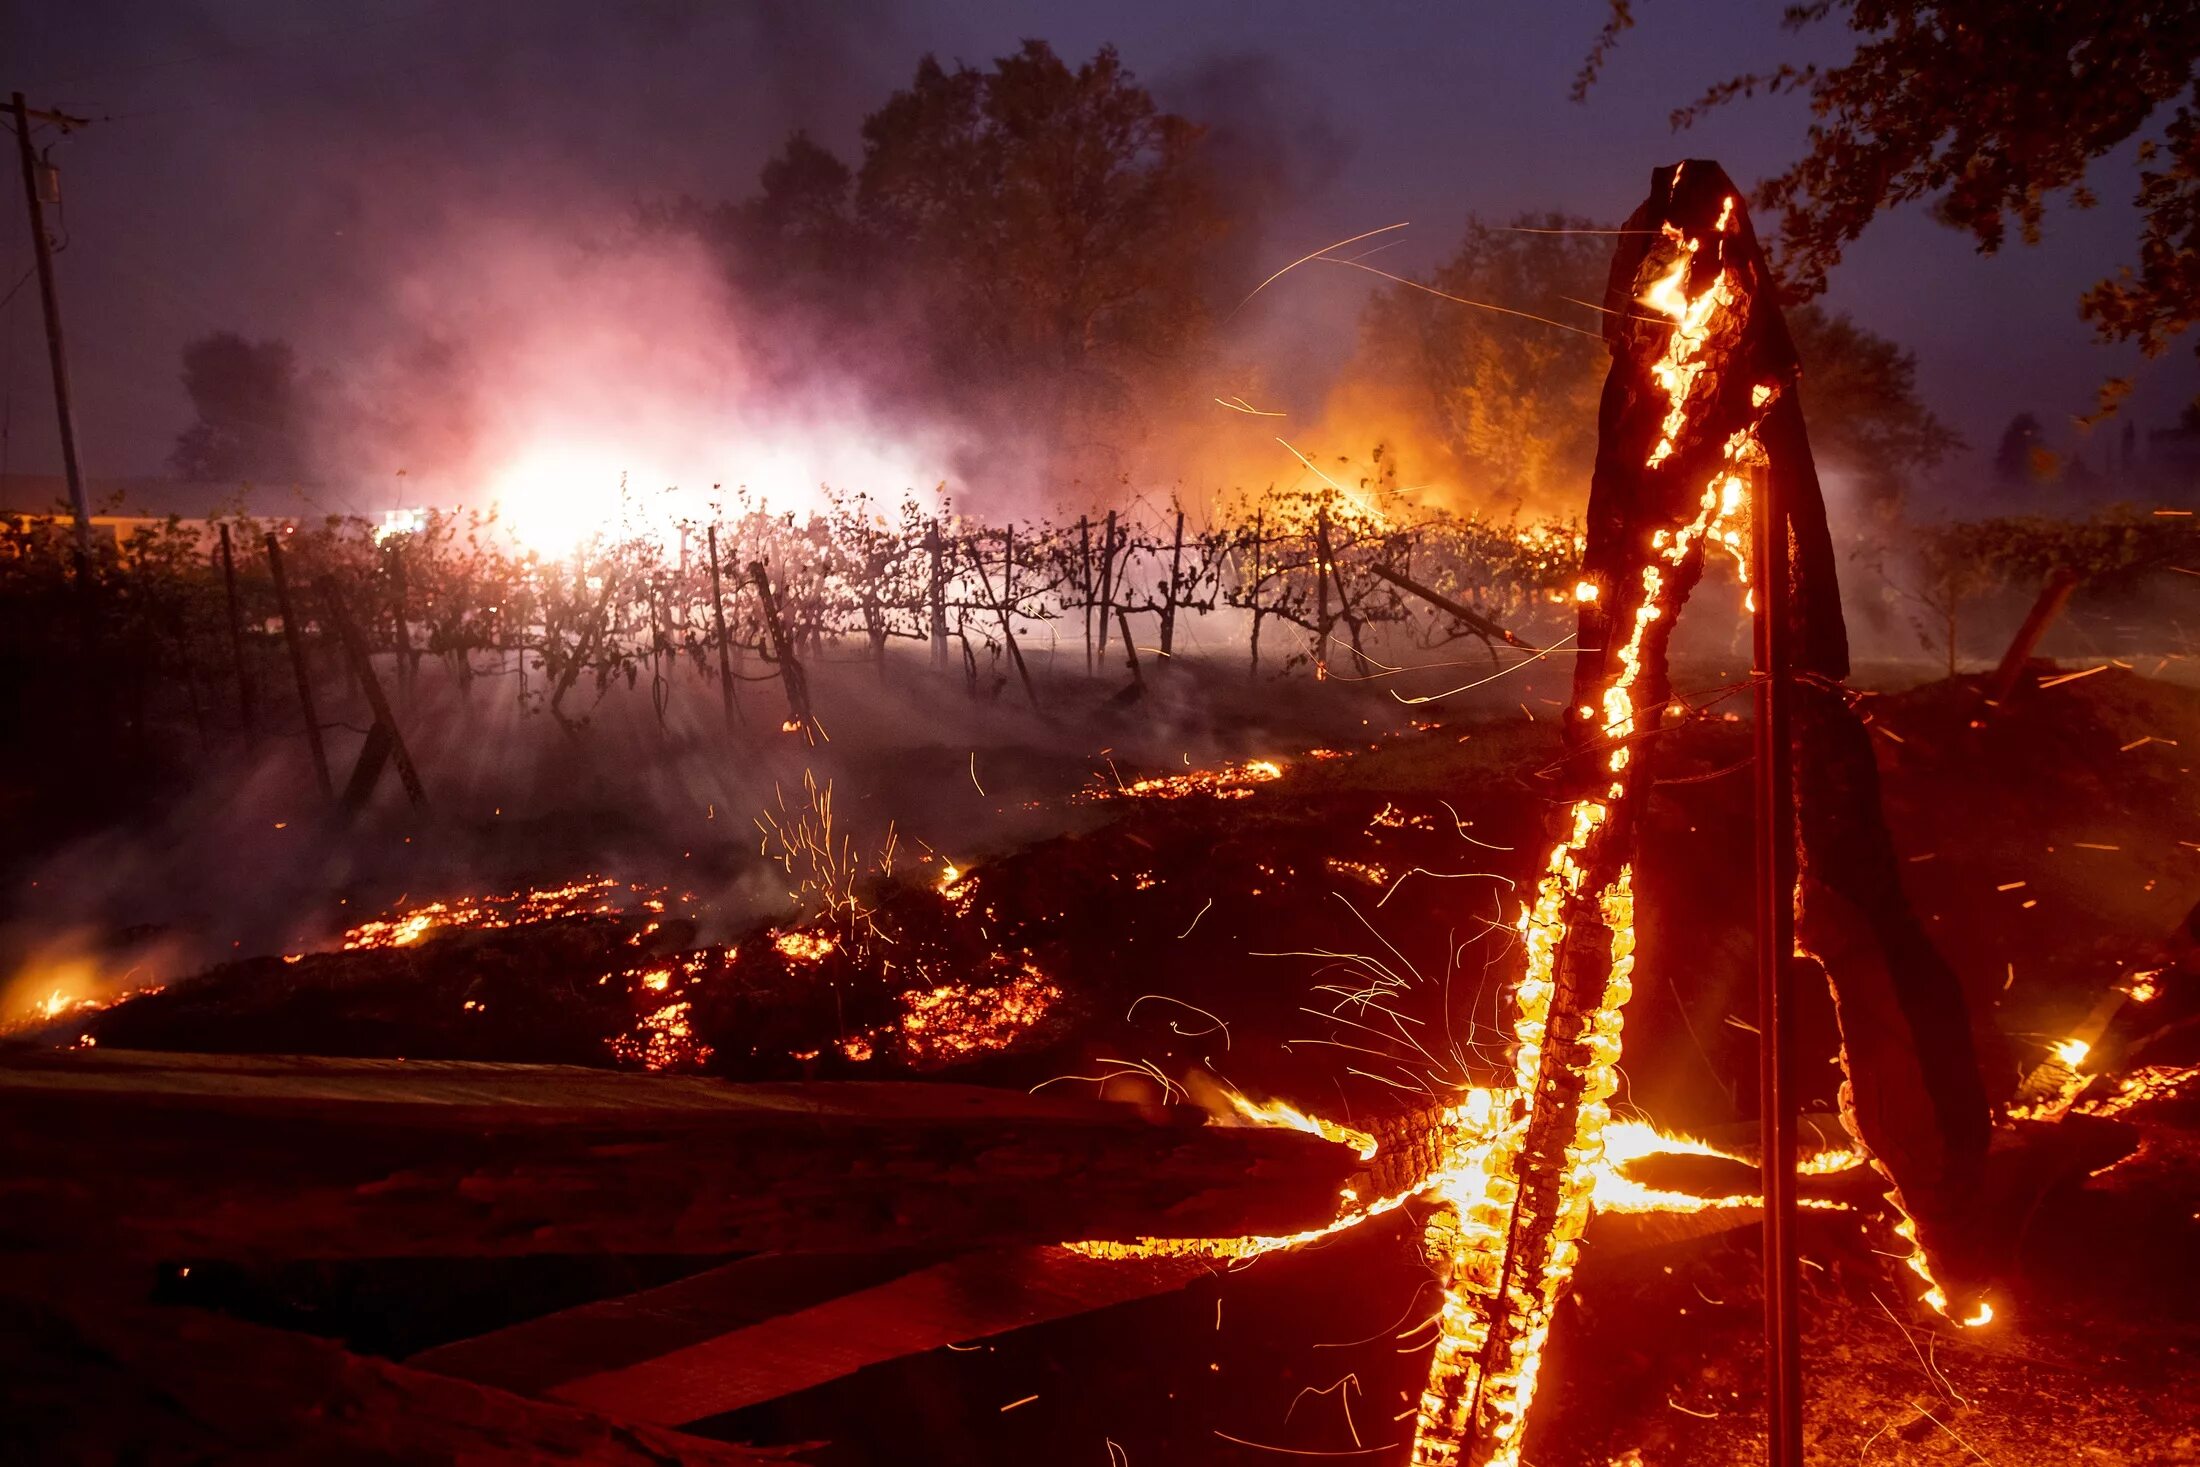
left=0, top=1049, right=1360, bottom=1262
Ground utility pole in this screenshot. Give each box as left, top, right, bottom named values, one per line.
left=11, top=93, right=93, bottom=555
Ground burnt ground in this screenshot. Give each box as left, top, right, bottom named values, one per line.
left=10, top=660, right=2200, bottom=1464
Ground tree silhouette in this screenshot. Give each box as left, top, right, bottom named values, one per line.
left=678, top=43, right=1231, bottom=465
left=1355, top=214, right=1610, bottom=515
left=1360, top=215, right=1956, bottom=514
left=855, top=42, right=1228, bottom=433
left=1581, top=2, right=2200, bottom=408
left=170, top=332, right=311, bottom=485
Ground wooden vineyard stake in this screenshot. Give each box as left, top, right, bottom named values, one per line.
left=705, top=524, right=740, bottom=734
left=748, top=560, right=816, bottom=741
left=387, top=537, right=416, bottom=698
left=1751, top=340, right=1803, bottom=1466
left=926, top=520, right=949, bottom=671
left=217, top=523, right=256, bottom=743
left=1368, top=561, right=1538, bottom=654
left=1096, top=509, right=1118, bottom=658
left=317, top=575, right=428, bottom=814
left=1975, top=565, right=2082, bottom=718
left=1115, top=606, right=1143, bottom=694
left=1078, top=514, right=1094, bottom=674
left=263, top=531, right=333, bottom=802
left=964, top=535, right=1040, bottom=713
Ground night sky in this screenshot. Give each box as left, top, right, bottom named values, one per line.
left=5, top=0, right=2192, bottom=505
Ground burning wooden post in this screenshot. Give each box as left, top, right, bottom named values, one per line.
left=1403, top=161, right=1989, bottom=1465
left=263, top=530, right=333, bottom=802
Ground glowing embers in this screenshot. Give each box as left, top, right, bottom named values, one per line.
left=772, top=929, right=840, bottom=964
left=2073, top=1062, right=2200, bottom=1118
left=2008, top=1034, right=2097, bottom=1122
left=609, top=1000, right=712, bottom=1071
left=1083, top=757, right=1286, bottom=802
left=605, top=949, right=722, bottom=1072
left=339, top=877, right=653, bottom=951
left=894, top=965, right=1061, bottom=1064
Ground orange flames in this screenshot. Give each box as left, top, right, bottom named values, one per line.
left=1084, top=758, right=1286, bottom=802
left=340, top=877, right=647, bottom=950
left=1080, top=194, right=1980, bottom=1465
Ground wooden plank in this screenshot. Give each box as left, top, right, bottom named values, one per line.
left=547, top=1246, right=1209, bottom=1425
left=412, top=1250, right=950, bottom=1398
left=0, top=1050, right=1359, bottom=1261
left=0, top=1259, right=792, bottom=1465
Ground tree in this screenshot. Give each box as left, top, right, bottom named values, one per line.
left=853, top=43, right=1228, bottom=443
left=1354, top=214, right=1611, bottom=515
left=1358, top=215, right=1953, bottom=514
left=664, top=44, right=1232, bottom=474
left=717, top=132, right=868, bottom=308
left=1582, top=2, right=2200, bottom=408
left=170, top=332, right=311, bottom=484
left=1785, top=303, right=1959, bottom=506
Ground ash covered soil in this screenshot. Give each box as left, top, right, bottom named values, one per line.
left=17, top=661, right=2200, bottom=1465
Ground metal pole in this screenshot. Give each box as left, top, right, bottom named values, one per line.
left=11, top=94, right=91, bottom=556
left=1753, top=454, right=1802, bottom=1467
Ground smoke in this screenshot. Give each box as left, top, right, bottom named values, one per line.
left=301, top=201, right=961, bottom=533
left=18, top=0, right=920, bottom=487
